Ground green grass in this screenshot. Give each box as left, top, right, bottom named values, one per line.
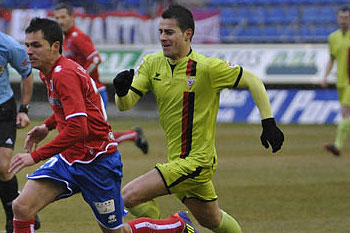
left=1, top=120, right=350, bottom=233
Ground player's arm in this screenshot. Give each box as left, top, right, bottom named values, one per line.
left=30, top=72, right=89, bottom=163
left=30, top=116, right=88, bottom=163
left=114, top=57, right=151, bottom=110
left=236, top=70, right=284, bottom=153
left=8, top=40, right=33, bottom=128
left=85, top=51, right=101, bottom=75
left=16, top=71, right=33, bottom=128
left=236, top=70, right=273, bottom=119
left=74, top=33, right=101, bottom=74
left=321, top=55, right=335, bottom=88
left=20, top=72, right=33, bottom=108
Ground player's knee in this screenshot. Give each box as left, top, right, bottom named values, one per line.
left=12, top=198, right=34, bottom=219
left=196, top=213, right=221, bottom=229
left=0, top=162, right=11, bottom=181
left=120, top=224, right=131, bottom=233
left=121, top=186, right=138, bottom=208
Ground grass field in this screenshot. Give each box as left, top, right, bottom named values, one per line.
left=1, top=119, right=350, bottom=233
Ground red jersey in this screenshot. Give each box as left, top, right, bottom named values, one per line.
left=31, top=56, right=117, bottom=165
left=63, top=25, right=104, bottom=89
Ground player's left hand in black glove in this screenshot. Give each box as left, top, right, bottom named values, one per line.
left=260, top=117, right=284, bottom=153
left=113, top=69, right=134, bottom=97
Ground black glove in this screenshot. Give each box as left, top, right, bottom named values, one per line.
left=113, top=69, right=134, bottom=97
left=260, top=118, right=284, bottom=153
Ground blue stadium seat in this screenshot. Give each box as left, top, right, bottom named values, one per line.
left=247, top=6, right=265, bottom=24
left=265, top=6, right=298, bottom=24
left=301, top=6, right=320, bottom=23
left=319, top=6, right=337, bottom=23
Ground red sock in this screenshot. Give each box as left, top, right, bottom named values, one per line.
left=127, top=215, right=185, bottom=233
left=113, top=130, right=137, bottom=143
left=13, top=219, right=35, bottom=233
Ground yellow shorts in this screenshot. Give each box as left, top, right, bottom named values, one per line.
left=338, top=86, right=350, bottom=106
left=155, top=157, right=217, bottom=202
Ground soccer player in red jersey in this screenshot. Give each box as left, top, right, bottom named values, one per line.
left=54, top=3, right=148, bottom=154
left=8, top=17, right=199, bottom=233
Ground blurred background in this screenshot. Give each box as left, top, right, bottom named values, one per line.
left=2, top=0, right=347, bottom=124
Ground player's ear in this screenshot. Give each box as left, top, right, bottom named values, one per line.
left=52, top=41, right=61, bottom=53
left=184, top=29, right=193, bottom=41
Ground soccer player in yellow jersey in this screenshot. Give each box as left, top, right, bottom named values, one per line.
left=113, top=5, right=284, bottom=233
left=322, top=6, right=350, bottom=156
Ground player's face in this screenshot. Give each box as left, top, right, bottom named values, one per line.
left=54, top=8, right=74, bottom=33
left=159, top=18, right=192, bottom=60
left=25, top=30, right=57, bottom=72
left=337, top=10, right=350, bottom=30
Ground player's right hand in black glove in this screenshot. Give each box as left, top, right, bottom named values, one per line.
left=260, top=117, right=284, bottom=153
left=113, top=69, right=134, bottom=97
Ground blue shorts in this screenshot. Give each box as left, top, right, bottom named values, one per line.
left=99, top=88, right=109, bottom=109
left=28, top=151, right=125, bottom=230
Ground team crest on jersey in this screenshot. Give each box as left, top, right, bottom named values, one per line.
left=54, top=65, right=62, bottom=73
left=226, top=61, right=239, bottom=69
left=186, top=77, right=195, bottom=89
left=0, top=65, right=3, bottom=76
left=22, top=59, right=28, bottom=67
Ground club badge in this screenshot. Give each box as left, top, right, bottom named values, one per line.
left=186, top=77, right=195, bottom=89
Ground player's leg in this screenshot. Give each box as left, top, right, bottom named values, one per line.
left=0, top=98, right=22, bottom=233
left=113, top=126, right=149, bottom=154
left=99, top=212, right=198, bottom=233
left=325, top=87, right=350, bottom=155
left=12, top=179, right=66, bottom=232
left=0, top=147, right=18, bottom=233
left=334, top=105, right=350, bottom=149
left=122, top=168, right=167, bottom=218
left=184, top=199, right=242, bottom=233
left=122, top=168, right=168, bottom=207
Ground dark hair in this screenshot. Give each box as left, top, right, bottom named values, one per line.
left=25, top=17, right=63, bottom=54
left=55, top=2, right=74, bottom=16
left=338, top=6, right=350, bottom=14
left=162, top=4, right=195, bottom=39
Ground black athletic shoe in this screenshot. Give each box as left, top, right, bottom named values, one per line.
left=324, top=143, right=341, bottom=156
left=134, top=126, right=149, bottom=154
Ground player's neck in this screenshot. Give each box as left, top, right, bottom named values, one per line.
left=340, top=26, right=349, bottom=34
left=168, top=47, right=191, bottom=63
left=41, top=54, right=62, bottom=76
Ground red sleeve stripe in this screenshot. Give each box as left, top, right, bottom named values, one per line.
left=186, top=59, right=197, bottom=76
left=180, top=92, right=195, bottom=159
left=65, top=112, right=87, bottom=120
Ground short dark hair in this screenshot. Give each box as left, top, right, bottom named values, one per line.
left=25, top=17, right=63, bottom=54
left=162, top=4, right=195, bottom=39
left=338, top=6, right=350, bottom=14
left=55, top=2, right=74, bottom=16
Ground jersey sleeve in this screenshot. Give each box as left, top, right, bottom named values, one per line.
left=72, top=33, right=97, bottom=62
left=8, top=42, right=31, bottom=78
left=328, top=33, right=335, bottom=58
left=130, top=56, right=152, bottom=96
left=31, top=115, right=88, bottom=162
left=208, top=57, right=243, bottom=92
